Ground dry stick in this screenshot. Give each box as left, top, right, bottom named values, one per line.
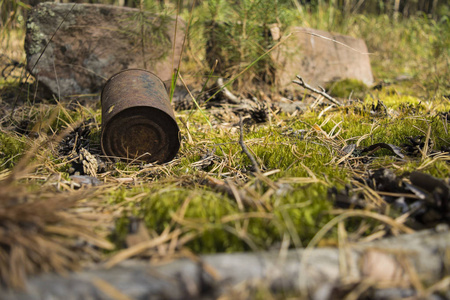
left=217, top=77, right=240, bottom=104
left=293, top=75, right=342, bottom=106
left=5, top=229, right=448, bottom=298
left=239, top=114, right=260, bottom=174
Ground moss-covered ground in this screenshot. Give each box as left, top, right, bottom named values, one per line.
left=1, top=82, right=448, bottom=251
left=0, top=2, right=449, bottom=296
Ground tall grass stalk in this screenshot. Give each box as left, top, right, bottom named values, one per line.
left=169, top=0, right=196, bottom=102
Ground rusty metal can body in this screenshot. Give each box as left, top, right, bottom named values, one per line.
left=101, top=69, right=180, bottom=163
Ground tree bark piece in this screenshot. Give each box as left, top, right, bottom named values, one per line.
left=2, top=229, right=449, bottom=299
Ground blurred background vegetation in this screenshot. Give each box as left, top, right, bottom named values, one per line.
left=1, top=0, right=449, bottom=97
left=2, top=0, right=448, bottom=29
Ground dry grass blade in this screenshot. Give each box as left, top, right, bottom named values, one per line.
left=290, top=29, right=372, bottom=55
left=351, top=180, right=387, bottom=208
left=417, top=152, right=450, bottom=170
left=0, top=118, right=112, bottom=289
left=225, top=178, right=245, bottom=211
left=425, top=276, right=450, bottom=296
left=0, top=183, right=106, bottom=289
left=45, top=226, right=114, bottom=250
left=92, top=278, right=133, bottom=300
left=421, top=123, right=432, bottom=160
left=308, top=209, right=414, bottom=250
left=104, top=229, right=181, bottom=269
left=220, top=212, right=273, bottom=223
left=297, top=209, right=416, bottom=297
left=205, top=175, right=261, bottom=208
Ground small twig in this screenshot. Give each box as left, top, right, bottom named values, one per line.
left=293, top=75, right=342, bottom=106
left=239, top=114, right=260, bottom=174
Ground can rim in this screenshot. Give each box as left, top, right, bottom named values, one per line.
left=100, top=69, right=167, bottom=103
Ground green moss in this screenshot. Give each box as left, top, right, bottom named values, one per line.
left=100, top=91, right=441, bottom=253
left=326, top=79, right=369, bottom=99
left=108, top=179, right=335, bottom=253
left=0, top=132, right=27, bottom=170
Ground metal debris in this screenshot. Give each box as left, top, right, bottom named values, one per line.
left=101, top=69, right=180, bottom=164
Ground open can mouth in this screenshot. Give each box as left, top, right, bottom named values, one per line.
left=100, top=69, right=180, bottom=164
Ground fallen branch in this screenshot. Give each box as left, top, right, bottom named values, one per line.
left=293, top=75, right=342, bottom=106
left=3, top=229, right=449, bottom=299
left=217, top=77, right=240, bottom=104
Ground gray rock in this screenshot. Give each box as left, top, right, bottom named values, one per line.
left=25, top=3, right=185, bottom=97
left=272, top=26, right=374, bottom=88
left=204, top=24, right=373, bottom=91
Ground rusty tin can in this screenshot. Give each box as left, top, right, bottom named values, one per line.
left=101, top=69, right=180, bottom=163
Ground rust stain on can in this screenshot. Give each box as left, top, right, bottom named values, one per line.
left=101, top=69, right=180, bottom=163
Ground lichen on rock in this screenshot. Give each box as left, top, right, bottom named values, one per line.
left=24, top=2, right=185, bottom=97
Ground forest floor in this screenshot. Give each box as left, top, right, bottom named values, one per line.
left=0, top=6, right=449, bottom=299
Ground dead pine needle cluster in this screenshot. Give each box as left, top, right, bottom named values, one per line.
left=0, top=149, right=113, bottom=289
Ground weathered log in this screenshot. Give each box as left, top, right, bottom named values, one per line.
left=2, top=228, right=449, bottom=299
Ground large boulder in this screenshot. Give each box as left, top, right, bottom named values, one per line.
left=272, top=27, right=374, bottom=88
left=204, top=23, right=373, bottom=91
left=25, top=3, right=185, bottom=97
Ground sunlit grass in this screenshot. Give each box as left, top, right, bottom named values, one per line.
left=0, top=2, right=449, bottom=293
